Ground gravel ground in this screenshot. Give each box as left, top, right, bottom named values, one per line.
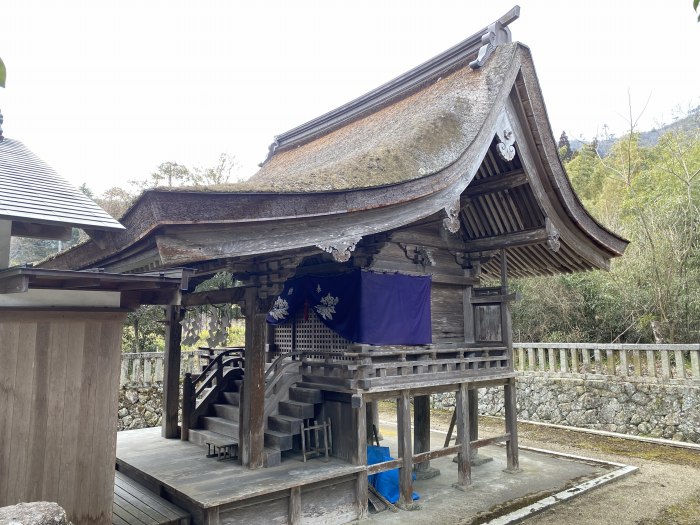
left=377, top=402, right=700, bottom=525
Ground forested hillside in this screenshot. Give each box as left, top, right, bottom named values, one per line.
left=513, top=113, right=700, bottom=343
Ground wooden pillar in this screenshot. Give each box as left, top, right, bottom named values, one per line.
left=413, top=395, right=438, bottom=478
left=289, top=486, right=301, bottom=525
left=468, top=388, right=479, bottom=460
left=352, top=395, right=368, bottom=519
left=500, top=249, right=520, bottom=472
left=0, top=220, right=11, bottom=269
left=240, top=286, right=266, bottom=469
left=162, top=305, right=184, bottom=438
left=413, top=395, right=430, bottom=465
left=463, top=283, right=475, bottom=343
left=504, top=377, right=520, bottom=472
left=397, top=391, right=414, bottom=506
left=454, top=383, right=471, bottom=489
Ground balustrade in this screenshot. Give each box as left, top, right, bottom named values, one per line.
left=513, top=343, right=700, bottom=380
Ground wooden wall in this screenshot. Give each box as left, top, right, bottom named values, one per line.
left=0, top=310, right=125, bottom=525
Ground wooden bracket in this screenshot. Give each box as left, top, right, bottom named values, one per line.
left=317, top=236, right=362, bottom=262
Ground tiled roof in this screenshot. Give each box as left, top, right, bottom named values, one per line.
left=0, top=137, right=124, bottom=231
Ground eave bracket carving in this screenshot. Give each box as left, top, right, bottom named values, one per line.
left=317, top=237, right=362, bottom=262
left=442, top=198, right=461, bottom=234
left=545, top=218, right=560, bottom=253
left=496, top=123, right=516, bottom=162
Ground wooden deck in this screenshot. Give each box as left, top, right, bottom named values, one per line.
left=113, top=470, right=190, bottom=525
left=116, top=428, right=365, bottom=524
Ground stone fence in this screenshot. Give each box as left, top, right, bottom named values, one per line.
left=512, top=342, right=700, bottom=381
left=119, top=349, right=212, bottom=386
left=437, top=343, right=700, bottom=443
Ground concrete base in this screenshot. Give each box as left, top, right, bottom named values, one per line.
left=414, top=466, right=441, bottom=480
left=453, top=454, right=494, bottom=466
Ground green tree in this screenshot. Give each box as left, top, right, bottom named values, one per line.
left=558, top=131, right=573, bottom=162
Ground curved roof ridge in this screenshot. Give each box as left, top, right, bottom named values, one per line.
left=265, top=7, right=521, bottom=158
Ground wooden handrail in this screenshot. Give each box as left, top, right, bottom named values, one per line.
left=181, top=347, right=245, bottom=440
left=192, top=347, right=245, bottom=398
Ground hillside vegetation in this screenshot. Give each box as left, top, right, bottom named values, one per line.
left=514, top=112, right=700, bottom=343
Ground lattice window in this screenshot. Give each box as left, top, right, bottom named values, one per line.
left=272, top=309, right=350, bottom=354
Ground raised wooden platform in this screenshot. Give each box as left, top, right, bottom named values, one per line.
left=113, top=470, right=190, bottom=525
left=116, top=428, right=364, bottom=525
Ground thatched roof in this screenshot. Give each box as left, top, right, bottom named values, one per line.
left=39, top=32, right=627, bottom=278
left=243, top=44, right=517, bottom=192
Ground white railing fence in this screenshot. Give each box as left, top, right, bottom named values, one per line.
left=120, top=350, right=213, bottom=386
left=514, top=343, right=700, bottom=380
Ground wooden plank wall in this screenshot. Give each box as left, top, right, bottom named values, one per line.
left=0, top=310, right=125, bottom=525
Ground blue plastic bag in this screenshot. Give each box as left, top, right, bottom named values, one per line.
left=367, top=445, right=419, bottom=504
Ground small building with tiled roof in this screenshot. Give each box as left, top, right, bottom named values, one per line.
left=0, top=117, right=124, bottom=268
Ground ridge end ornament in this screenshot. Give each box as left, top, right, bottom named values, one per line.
left=317, top=237, right=361, bottom=262
left=545, top=218, right=560, bottom=253
left=442, top=198, right=461, bottom=234
left=469, top=10, right=516, bottom=70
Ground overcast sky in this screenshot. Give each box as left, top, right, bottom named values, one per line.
left=1, top=0, right=698, bottom=194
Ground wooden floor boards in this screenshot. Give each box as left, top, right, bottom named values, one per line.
left=113, top=470, right=190, bottom=525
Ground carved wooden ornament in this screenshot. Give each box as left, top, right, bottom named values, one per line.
left=545, top=218, right=560, bottom=253
left=496, top=120, right=516, bottom=162
left=442, top=198, right=461, bottom=234
left=317, top=237, right=362, bottom=262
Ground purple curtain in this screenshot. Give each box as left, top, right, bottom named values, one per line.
left=266, top=270, right=432, bottom=345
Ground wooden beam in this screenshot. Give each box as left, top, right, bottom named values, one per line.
left=391, top=231, right=468, bottom=251
left=0, top=220, right=10, bottom=270
left=464, top=169, right=527, bottom=198
left=465, top=227, right=548, bottom=253
left=181, top=287, right=247, bottom=307
left=10, top=221, right=73, bottom=241
left=240, top=287, right=266, bottom=469
left=84, top=229, right=110, bottom=250
left=162, top=306, right=184, bottom=439
left=0, top=274, right=29, bottom=294
left=468, top=388, right=479, bottom=461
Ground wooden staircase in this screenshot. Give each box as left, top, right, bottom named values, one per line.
left=187, top=363, right=324, bottom=467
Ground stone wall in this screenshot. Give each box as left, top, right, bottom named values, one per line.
left=118, top=386, right=163, bottom=431
left=432, top=373, right=700, bottom=443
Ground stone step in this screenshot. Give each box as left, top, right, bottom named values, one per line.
left=279, top=400, right=315, bottom=419
left=222, top=392, right=240, bottom=406
left=268, top=414, right=302, bottom=435
left=264, top=429, right=293, bottom=451
left=289, top=386, right=323, bottom=404
left=213, top=403, right=239, bottom=422
left=202, top=416, right=239, bottom=436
